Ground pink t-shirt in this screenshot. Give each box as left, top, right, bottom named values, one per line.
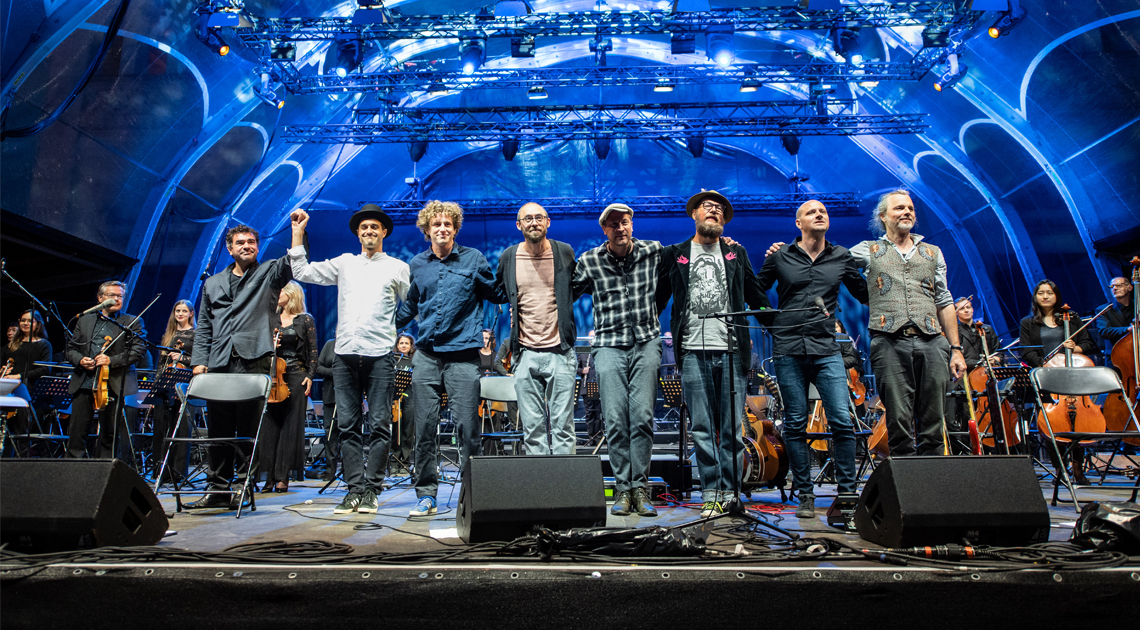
left=515, top=243, right=561, bottom=349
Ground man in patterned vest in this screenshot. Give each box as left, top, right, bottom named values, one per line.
left=850, top=190, right=966, bottom=456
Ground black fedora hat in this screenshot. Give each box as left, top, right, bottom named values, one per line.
left=350, top=204, right=394, bottom=236
left=685, top=190, right=734, bottom=223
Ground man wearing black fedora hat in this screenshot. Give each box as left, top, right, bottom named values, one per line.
left=289, top=204, right=410, bottom=515
left=657, top=190, right=769, bottom=518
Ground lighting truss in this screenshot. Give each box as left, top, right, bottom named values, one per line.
left=232, top=4, right=981, bottom=44
left=270, top=58, right=944, bottom=95
left=282, top=101, right=927, bottom=143
left=358, top=193, right=863, bottom=222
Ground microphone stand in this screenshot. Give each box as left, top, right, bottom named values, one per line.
left=682, top=306, right=804, bottom=541
left=97, top=293, right=161, bottom=471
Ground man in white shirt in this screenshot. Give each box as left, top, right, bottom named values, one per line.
left=289, top=205, right=410, bottom=514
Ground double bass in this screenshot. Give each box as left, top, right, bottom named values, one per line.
left=1037, top=305, right=1106, bottom=444
left=969, top=321, right=1020, bottom=452
left=742, top=395, right=788, bottom=488
left=1103, top=257, right=1140, bottom=445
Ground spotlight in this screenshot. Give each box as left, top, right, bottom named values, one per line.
left=739, top=78, right=761, bottom=93
left=932, top=54, right=968, bottom=92
left=921, top=26, right=950, bottom=47
left=459, top=37, right=486, bottom=75
left=196, top=15, right=230, bottom=56
left=427, top=82, right=449, bottom=95
left=330, top=35, right=363, bottom=77
left=511, top=36, right=536, bottom=58
left=687, top=136, right=704, bottom=159
left=590, top=36, right=612, bottom=67
left=653, top=79, right=675, bottom=92
left=780, top=133, right=801, bottom=156
left=501, top=139, right=519, bottom=161
left=527, top=86, right=548, bottom=100
left=409, top=141, right=428, bottom=163
left=670, top=33, right=696, bottom=55
left=706, top=28, right=734, bottom=67
left=593, top=137, right=611, bottom=160
left=988, top=2, right=1028, bottom=38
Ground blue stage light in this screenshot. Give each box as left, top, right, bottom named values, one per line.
left=706, top=30, right=734, bottom=67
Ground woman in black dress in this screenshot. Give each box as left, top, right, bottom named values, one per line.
left=260, top=281, right=317, bottom=492
left=1, top=310, right=52, bottom=455
left=391, top=333, right=417, bottom=473
left=1019, top=279, right=1097, bottom=483
left=151, top=300, right=196, bottom=482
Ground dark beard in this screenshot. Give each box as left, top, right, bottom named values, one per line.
left=696, top=221, right=724, bottom=239
left=524, top=228, right=545, bottom=243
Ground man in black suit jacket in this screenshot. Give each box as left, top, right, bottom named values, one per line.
left=65, top=281, right=146, bottom=458
left=656, top=190, right=769, bottom=517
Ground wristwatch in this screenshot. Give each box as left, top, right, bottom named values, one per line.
left=949, top=344, right=964, bottom=352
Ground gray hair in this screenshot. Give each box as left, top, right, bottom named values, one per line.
left=869, top=189, right=912, bottom=236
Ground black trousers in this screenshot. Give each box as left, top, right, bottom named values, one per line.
left=870, top=332, right=951, bottom=456
left=66, top=389, right=125, bottom=459
left=204, top=355, right=271, bottom=491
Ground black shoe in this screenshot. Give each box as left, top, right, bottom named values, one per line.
left=358, top=489, right=379, bottom=514
left=611, top=490, right=632, bottom=516
left=631, top=487, right=658, bottom=517
left=795, top=494, right=816, bottom=519
left=334, top=492, right=364, bottom=514
left=186, top=493, right=230, bottom=509
left=1074, top=473, right=1091, bottom=485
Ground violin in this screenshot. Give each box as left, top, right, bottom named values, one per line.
left=807, top=400, right=829, bottom=452
left=0, top=358, right=14, bottom=379
left=267, top=327, right=290, bottom=404
left=846, top=367, right=867, bottom=406
left=969, top=320, right=1020, bottom=451
left=93, top=335, right=113, bottom=410
left=160, top=339, right=185, bottom=373
left=1038, top=305, right=1106, bottom=444
left=1102, top=257, right=1140, bottom=446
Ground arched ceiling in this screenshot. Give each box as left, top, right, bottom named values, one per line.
left=2, top=0, right=1138, bottom=342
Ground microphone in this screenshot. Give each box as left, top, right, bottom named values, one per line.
left=78, top=298, right=116, bottom=317
left=813, top=297, right=830, bottom=318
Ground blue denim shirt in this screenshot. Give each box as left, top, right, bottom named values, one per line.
left=395, top=244, right=505, bottom=352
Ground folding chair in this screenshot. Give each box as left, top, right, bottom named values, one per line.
left=153, top=373, right=271, bottom=518
left=1029, top=366, right=1140, bottom=510
left=479, top=375, right=521, bottom=455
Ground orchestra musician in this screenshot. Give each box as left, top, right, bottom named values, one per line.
left=1, top=310, right=52, bottom=455
left=257, top=281, right=317, bottom=493
left=151, top=300, right=196, bottom=482
left=1097, top=277, right=1134, bottom=348
left=391, top=334, right=416, bottom=475
left=1019, top=279, right=1097, bottom=484
left=65, top=281, right=146, bottom=459
left=945, top=297, right=1001, bottom=451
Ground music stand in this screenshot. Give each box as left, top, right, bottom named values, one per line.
left=143, top=367, right=193, bottom=406
left=658, top=376, right=691, bottom=497
left=29, top=376, right=72, bottom=442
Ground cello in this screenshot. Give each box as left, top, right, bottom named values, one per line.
left=1037, top=305, right=1106, bottom=445
left=1102, top=257, right=1140, bottom=445
left=969, top=321, right=1019, bottom=452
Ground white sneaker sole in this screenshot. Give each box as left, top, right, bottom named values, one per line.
left=409, top=507, right=437, bottom=516
left=333, top=507, right=358, bottom=514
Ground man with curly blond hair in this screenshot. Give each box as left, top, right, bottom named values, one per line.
left=396, top=201, right=505, bottom=517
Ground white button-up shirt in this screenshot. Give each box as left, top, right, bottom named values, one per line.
left=289, top=246, right=410, bottom=357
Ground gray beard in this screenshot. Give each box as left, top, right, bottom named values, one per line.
left=524, top=229, right=545, bottom=244
left=696, top=221, right=724, bottom=239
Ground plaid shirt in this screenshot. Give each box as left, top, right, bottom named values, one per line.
left=571, top=238, right=664, bottom=347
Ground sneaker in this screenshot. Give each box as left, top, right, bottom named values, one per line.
left=631, top=487, right=658, bottom=517
left=409, top=495, right=437, bottom=517
left=357, top=489, right=379, bottom=514
left=795, top=494, right=816, bottom=519
left=334, top=492, right=364, bottom=514
left=699, top=501, right=724, bottom=518
left=611, top=490, right=632, bottom=516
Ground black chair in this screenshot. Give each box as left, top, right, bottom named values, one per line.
left=1029, top=366, right=1140, bottom=509
left=153, top=373, right=271, bottom=517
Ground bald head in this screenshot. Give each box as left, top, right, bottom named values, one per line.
left=517, top=202, right=546, bottom=221
left=796, top=199, right=825, bottom=219
left=795, top=199, right=829, bottom=236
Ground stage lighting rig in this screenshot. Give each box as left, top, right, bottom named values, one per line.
left=459, top=36, right=487, bottom=75
left=653, top=79, right=675, bottom=93
left=739, top=78, right=761, bottom=93
left=408, top=141, right=428, bottom=162
left=830, top=26, right=862, bottom=65
left=670, top=33, right=696, bottom=55
left=270, top=43, right=295, bottom=61
left=501, top=139, right=519, bottom=161
left=988, top=1, right=1027, bottom=38
left=780, top=133, right=801, bottom=156
left=527, top=86, right=548, bottom=100
left=932, top=53, right=967, bottom=92
left=706, top=27, right=735, bottom=67
left=195, top=12, right=230, bottom=56
left=511, top=36, right=536, bottom=58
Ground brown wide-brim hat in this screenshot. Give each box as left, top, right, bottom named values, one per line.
left=350, top=204, right=394, bottom=237
left=685, top=190, right=734, bottom=223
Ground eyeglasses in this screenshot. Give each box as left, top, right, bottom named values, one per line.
left=699, top=201, right=724, bottom=213
left=1109, top=283, right=1129, bottom=289
left=518, top=215, right=548, bottom=225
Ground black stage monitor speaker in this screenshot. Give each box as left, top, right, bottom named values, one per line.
left=1, top=458, right=169, bottom=552
left=853, top=456, right=1050, bottom=548
left=457, top=455, right=607, bottom=543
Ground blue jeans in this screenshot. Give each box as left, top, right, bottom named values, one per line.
left=680, top=351, right=745, bottom=500
left=594, top=341, right=661, bottom=492
left=772, top=353, right=857, bottom=495
left=514, top=348, right=578, bottom=455
left=334, top=353, right=395, bottom=494
left=411, top=348, right=481, bottom=498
